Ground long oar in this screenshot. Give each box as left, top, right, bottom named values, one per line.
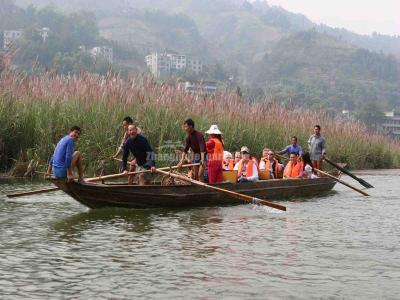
left=155, top=169, right=286, bottom=211
left=323, top=156, right=373, bottom=188
left=314, top=168, right=369, bottom=197
left=6, top=163, right=199, bottom=198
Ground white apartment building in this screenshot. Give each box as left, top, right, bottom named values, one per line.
left=187, top=58, right=203, bottom=74
left=178, top=80, right=217, bottom=95
left=145, top=52, right=203, bottom=78
left=3, top=30, right=23, bottom=49
left=145, top=52, right=171, bottom=78
left=382, top=111, right=400, bottom=139
left=90, top=46, right=113, bottom=63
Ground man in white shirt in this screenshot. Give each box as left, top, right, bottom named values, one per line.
left=234, top=146, right=259, bottom=182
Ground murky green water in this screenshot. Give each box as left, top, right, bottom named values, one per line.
left=1, top=170, right=399, bottom=299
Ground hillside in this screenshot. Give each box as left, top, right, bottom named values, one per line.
left=7, top=0, right=400, bottom=115
left=14, top=0, right=400, bottom=58
left=251, top=31, right=400, bottom=110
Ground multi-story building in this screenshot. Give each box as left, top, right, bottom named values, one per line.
left=178, top=80, right=217, bottom=95
left=170, top=54, right=187, bottom=71
left=382, top=111, right=400, bottom=139
left=145, top=52, right=171, bottom=78
left=187, top=58, right=203, bottom=74
left=3, top=30, right=22, bottom=49
left=90, top=46, right=113, bottom=63
left=145, top=52, right=203, bottom=78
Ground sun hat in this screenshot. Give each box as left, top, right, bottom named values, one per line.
left=205, top=124, right=222, bottom=135
left=223, top=151, right=232, bottom=160
left=240, top=146, right=250, bottom=153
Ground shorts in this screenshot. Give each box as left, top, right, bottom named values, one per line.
left=53, top=166, right=67, bottom=179
left=310, top=153, right=323, bottom=161
left=135, top=165, right=152, bottom=182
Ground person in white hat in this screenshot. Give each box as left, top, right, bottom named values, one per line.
left=205, top=124, right=224, bottom=183
left=233, top=146, right=259, bottom=182
left=223, top=151, right=234, bottom=170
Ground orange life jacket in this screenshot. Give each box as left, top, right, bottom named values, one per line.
left=237, top=159, right=255, bottom=178
left=284, top=161, right=303, bottom=178
left=224, top=159, right=234, bottom=170
left=262, top=158, right=280, bottom=179
left=207, top=138, right=224, bottom=161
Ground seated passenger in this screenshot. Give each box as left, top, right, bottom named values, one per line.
left=259, top=147, right=272, bottom=168
left=301, top=152, right=318, bottom=179
left=223, top=151, right=234, bottom=170
left=234, top=151, right=241, bottom=164
left=259, top=150, right=283, bottom=179
left=283, top=152, right=303, bottom=179
left=234, top=146, right=259, bottom=182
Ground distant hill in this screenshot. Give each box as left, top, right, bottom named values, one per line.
left=8, top=0, right=400, bottom=113
left=250, top=31, right=400, bottom=110
left=14, top=0, right=400, bottom=59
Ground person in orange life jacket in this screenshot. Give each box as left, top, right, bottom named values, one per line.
left=223, top=151, right=234, bottom=170
left=283, top=152, right=303, bottom=179
left=259, top=150, right=283, bottom=179
left=234, top=151, right=242, bottom=165
left=259, top=148, right=270, bottom=166
left=233, top=146, right=259, bottom=182
left=205, top=124, right=224, bottom=184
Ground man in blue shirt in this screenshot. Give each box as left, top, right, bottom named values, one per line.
left=278, top=136, right=303, bottom=156
left=46, top=126, right=83, bottom=182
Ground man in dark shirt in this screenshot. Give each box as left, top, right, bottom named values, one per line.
left=122, top=125, right=155, bottom=185
left=178, top=118, right=206, bottom=181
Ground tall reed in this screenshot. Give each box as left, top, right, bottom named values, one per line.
left=1, top=63, right=399, bottom=173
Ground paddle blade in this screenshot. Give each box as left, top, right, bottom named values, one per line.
left=251, top=197, right=287, bottom=211
left=358, top=178, right=374, bottom=188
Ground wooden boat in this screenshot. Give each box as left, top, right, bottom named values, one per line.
left=51, top=174, right=338, bottom=209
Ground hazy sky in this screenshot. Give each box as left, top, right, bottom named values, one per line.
left=266, top=0, right=400, bottom=36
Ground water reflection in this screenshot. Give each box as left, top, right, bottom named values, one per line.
left=51, top=208, right=160, bottom=239
left=1, top=172, right=400, bottom=299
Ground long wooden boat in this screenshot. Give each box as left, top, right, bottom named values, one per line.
left=51, top=175, right=338, bottom=209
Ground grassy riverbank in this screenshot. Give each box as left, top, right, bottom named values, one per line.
left=1, top=66, right=400, bottom=175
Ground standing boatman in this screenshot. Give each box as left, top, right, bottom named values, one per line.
left=308, top=125, right=327, bottom=171
left=122, top=124, right=155, bottom=185
left=177, top=118, right=206, bottom=182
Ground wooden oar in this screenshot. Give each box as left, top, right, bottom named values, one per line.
left=6, top=187, right=61, bottom=198
left=323, top=156, right=373, bottom=188
left=314, top=168, right=369, bottom=196
left=155, top=169, right=286, bottom=211
left=6, top=163, right=199, bottom=198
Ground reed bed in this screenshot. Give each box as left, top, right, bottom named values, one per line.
left=1, top=61, right=400, bottom=174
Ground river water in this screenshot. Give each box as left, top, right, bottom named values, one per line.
left=0, top=170, right=399, bottom=299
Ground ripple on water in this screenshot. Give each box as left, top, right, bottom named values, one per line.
left=1, top=173, right=400, bottom=299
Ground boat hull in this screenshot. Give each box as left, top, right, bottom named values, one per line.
left=52, top=177, right=337, bottom=209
